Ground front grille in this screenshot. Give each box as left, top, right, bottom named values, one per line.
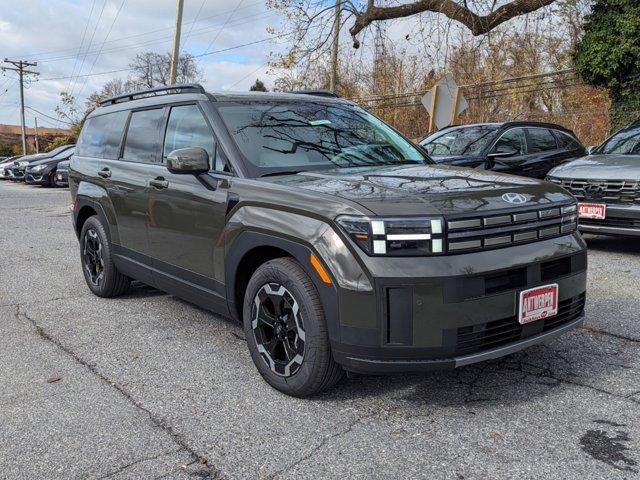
left=445, top=204, right=577, bottom=253
left=580, top=216, right=640, bottom=230
left=455, top=293, right=585, bottom=356
left=549, top=178, right=640, bottom=205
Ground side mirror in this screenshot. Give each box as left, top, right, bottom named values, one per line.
left=586, top=146, right=597, bottom=155
left=166, top=148, right=210, bottom=175
left=487, top=146, right=518, bottom=158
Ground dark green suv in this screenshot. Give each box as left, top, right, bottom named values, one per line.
left=70, top=84, right=587, bottom=396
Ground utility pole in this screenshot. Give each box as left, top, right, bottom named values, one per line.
left=34, top=117, right=40, bottom=153
left=169, top=0, right=185, bottom=85
left=329, top=0, right=341, bottom=93
left=2, top=59, right=39, bottom=155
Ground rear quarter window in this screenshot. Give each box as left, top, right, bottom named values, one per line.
left=77, top=111, right=128, bottom=159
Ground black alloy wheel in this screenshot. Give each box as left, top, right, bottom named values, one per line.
left=82, top=228, right=104, bottom=287
left=251, top=283, right=305, bottom=377
left=79, top=216, right=130, bottom=297
left=243, top=258, right=344, bottom=396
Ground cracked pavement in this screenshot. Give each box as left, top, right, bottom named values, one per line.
left=1, top=181, right=639, bottom=479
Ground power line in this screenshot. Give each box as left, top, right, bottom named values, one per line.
left=75, top=0, right=129, bottom=98
left=32, top=10, right=277, bottom=64
left=66, top=0, right=98, bottom=94
left=181, top=0, right=208, bottom=52
left=20, top=0, right=265, bottom=61
left=69, top=0, right=109, bottom=96
left=24, top=106, right=72, bottom=125
left=202, top=0, right=246, bottom=55
left=40, top=34, right=289, bottom=82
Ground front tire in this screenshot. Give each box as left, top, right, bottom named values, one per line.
left=79, top=216, right=130, bottom=297
left=243, top=258, right=343, bottom=397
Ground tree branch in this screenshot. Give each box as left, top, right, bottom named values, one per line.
left=349, top=0, right=557, bottom=48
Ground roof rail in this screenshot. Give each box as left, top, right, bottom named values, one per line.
left=285, top=89, right=339, bottom=98
left=99, top=83, right=206, bottom=106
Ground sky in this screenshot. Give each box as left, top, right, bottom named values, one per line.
left=0, top=0, right=287, bottom=128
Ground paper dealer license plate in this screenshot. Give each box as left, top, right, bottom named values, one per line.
left=578, top=202, right=606, bottom=220
left=518, top=284, right=559, bottom=324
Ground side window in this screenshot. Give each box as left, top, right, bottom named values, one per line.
left=122, top=108, right=165, bottom=163
left=527, top=128, right=558, bottom=153
left=163, top=104, right=228, bottom=172
left=77, top=111, right=128, bottom=159
left=494, top=128, right=527, bottom=155
left=555, top=131, right=582, bottom=150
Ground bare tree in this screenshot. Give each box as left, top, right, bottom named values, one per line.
left=127, top=52, right=202, bottom=89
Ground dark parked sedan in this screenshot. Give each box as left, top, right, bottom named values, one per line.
left=13, top=144, right=74, bottom=183
left=25, top=147, right=75, bottom=187
left=419, top=122, right=585, bottom=178
left=547, top=119, right=640, bottom=237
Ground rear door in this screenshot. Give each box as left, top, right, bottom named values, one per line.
left=103, top=107, right=165, bottom=276
left=552, top=129, right=586, bottom=166
left=523, top=127, right=561, bottom=178
left=146, top=103, right=231, bottom=309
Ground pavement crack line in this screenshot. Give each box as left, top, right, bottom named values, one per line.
left=13, top=304, right=222, bottom=480
left=97, top=449, right=183, bottom=480
left=580, top=325, right=640, bottom=344
left=504, top=361, right=640, bottom=407
left=265, top=412, right=377, bottom=479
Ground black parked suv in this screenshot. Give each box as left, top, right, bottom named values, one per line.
left=420, top=122, right=585, bottom=178
left=69, top=85, right=587, bottom=396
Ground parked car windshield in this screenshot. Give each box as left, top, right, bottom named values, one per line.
left=420, top=125, right=499, bottom=156
left=52, top=147, right=75, bottom=159
left=217, top=101, right=428, bottom=175
left=599, top=123, right=640, bottom=155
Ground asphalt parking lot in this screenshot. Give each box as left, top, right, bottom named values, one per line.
left=1, top=180, right=639, bottom=480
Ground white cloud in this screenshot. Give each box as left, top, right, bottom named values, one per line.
left=0, top=0, right=285, bottom=126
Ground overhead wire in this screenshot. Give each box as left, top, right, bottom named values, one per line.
left=69, top=0, right=109, bottom=96
left=75, top=0, right=129, bottom=98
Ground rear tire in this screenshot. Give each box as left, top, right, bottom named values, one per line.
left=243, top=257, right=343, bottom=397
left=79, top=216, right=130, bottom=297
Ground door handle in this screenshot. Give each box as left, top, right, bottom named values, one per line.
left=149, top=177, right=169, bottom=189
left=98, top=168, right=111, bottom=178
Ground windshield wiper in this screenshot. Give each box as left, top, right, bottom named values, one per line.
left=260, top=170, right=304, bottom=177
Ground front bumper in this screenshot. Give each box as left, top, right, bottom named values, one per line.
left=55, top=170, right=69, bottom=186
left=10, top=167, right=25, bottom=181
left=578, top=203, right=640, bottom=237
left=330, top=234, right=587, bottom=373
left=25, top=171, right=47, bottom=185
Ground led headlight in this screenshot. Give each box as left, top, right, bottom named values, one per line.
left=31, top=164, right=46, bottom=172
left=18, top=161, right=29, bottom=167
left=336, top=215, right=445, bottom=256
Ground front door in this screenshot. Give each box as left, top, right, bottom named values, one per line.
left=146, top=103, right=230, bottom=309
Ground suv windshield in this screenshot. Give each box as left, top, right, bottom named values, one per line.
left=599, top=123, right=640, bottom=155
left=216, top=101, right=427, bottom=175
left=421, top=126, right=499, bottom=156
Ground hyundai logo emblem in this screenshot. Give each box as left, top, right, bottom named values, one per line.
left=584, top=184, right=605, bottom=197
left=502, top=193, right=528, bottom=204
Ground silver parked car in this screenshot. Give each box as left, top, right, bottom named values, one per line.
left=547, top=120, right=640, bottom=237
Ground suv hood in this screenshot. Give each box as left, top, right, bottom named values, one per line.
left=262, top=164, right=572, bottom=216
left=549, top=154, right=640, bottom=179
